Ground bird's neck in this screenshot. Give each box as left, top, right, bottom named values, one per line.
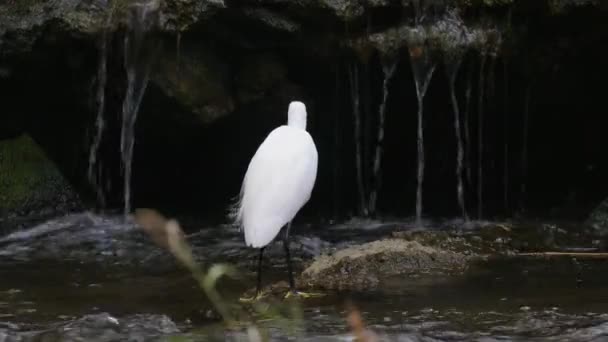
left=287, top=116, right=307, bottom=130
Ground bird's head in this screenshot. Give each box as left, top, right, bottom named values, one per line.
left=287, top=101, right=307, bottom=130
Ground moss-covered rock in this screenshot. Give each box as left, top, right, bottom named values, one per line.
left=298, top=239, right=474, bottom=290
left=0, top=134, right=79, bottom=217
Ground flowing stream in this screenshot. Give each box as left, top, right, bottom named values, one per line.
left=1, top=214, right=608, bottom=341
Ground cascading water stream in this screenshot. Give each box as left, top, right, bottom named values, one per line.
left=520, top=83, right=532, bottom=213
left=362, top=63, right=373, bottom=202
left=406, top=26, right=436, bottom=226
left=176, top=32, right=181, bottom=77
left=476, top=50, right=487, bottom=219
left=434, top=11, right=471, bottom=221
left=332, top=63, right=342, bottom=219
left=503, top=12, right=512, bottom=215
left=503, top=58, right=510, bottom=214
left=120, top=0, right=160, bottom=217
left=87, top=13, right=111, bottom=209
left=368, top=56, right=398, bottom=216
left=445, top=55, right=467, bottom=221
left=464, top=61, right=473, bottom=187
left=348, top=63, right=368, bottom=217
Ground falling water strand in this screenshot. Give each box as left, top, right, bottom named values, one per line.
left=176, top=31, right=181, bottom=78
left=348, top=63, right=368, bottom=217
left=463, top=61, right=473, bottom=186
left=476, top=53, right=487, bottom=219
left=520, top=83, right=532, bottom=214
left=87, top=19, right=110, bottom=208
left=503, top=58, right=510, bottom=214
left=369, top=57, right=398, bottom=215
left=409, top=44, right=436, bottom=226
left=488, top=55, right=497, bottom=102
left=445, top=55, right=467, bottom=221
left=362, top=64, right=373, bottom=199
left=332, top=63, right=342, bottom=219
left=411, top=0, right=426, bottom=25
left=120, top=1, right=158, bottom=217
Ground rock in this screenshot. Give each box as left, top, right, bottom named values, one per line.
left=235, top=52, right=288, bottom=104
left=152, top=43, right=235, bottom=124
left=160, top=0, right=225, bottom=31
left=299, top=239, right=472, bottom=290
left=0, top=0, right=105, bottom=55
left=317, top=0, right=364, bottom=20
left=0, top=0, right=224, bottom=56
left=241, top=7, right=301, bottom=32
left=586, top=198, right=608, bottom=236
left=0, top=134, right=80, bottom=218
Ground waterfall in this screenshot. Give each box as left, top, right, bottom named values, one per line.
left=369, top=56, right=398, bottom=216
left=476, top=51, right=487, bottom=219
left=503, top=58, right=510, bottom=214
left=434, top=11, right=472, bottom=221
left=520, top=83, right=532, bottom=214
left=348, top=62, right=368, bottom=217
left=445, top=54, right=467, bottom=221
left=120, top=0, right=160, bottom=217
left=406, top=26, right=436, bottom=226
left=332, top=63, right=342, bottom=219
left=87, top=15, right=111, bottom=208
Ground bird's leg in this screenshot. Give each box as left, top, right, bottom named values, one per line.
left=256, top=247, right=265, bottom=297
left=282, top=223, right=326, bottom=300
left=283, top=222, right=296, bottom=294
left=239, top=247, right=266, bottom=302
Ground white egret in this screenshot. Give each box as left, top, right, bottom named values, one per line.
left=232, top=101, right=318, bottom=297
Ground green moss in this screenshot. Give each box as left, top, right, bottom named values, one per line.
left=2, top=0, right=44, bottom=15
left=455, top=0, right=514, bottom=8
left=0, top=134, right=72, bottom=213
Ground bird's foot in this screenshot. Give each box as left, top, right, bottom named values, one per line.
left=283, top=290, right=325, bottom=300
left=239, top=291, right=267, bottom=303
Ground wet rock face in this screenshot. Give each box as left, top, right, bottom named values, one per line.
left=152, top=42, right=235, bottom=124
left=0, top=0, right=104, bottom=55
left=299, top=239, right=473, bottom=290
left=0, top=0, right=225, bottom=56
left=0, top=0, right=606, bottom=218
left=161, top=0, right=225, bottom=31
left=235, top=53, right=289, bottom=104
left=0, top=0, right=600, bottom=57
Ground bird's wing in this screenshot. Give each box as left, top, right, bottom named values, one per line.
left=240, top=126, right=318, bottom=247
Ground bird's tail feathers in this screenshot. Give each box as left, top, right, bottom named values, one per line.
left=227, top=182, right=245, bottom=231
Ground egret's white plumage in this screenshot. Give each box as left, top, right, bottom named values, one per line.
left=233, top=101, right=318, bottom=248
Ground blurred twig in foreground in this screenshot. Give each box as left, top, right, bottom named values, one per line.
left=346, top=301, right=379, bottom=342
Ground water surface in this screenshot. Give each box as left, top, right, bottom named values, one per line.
left=1, top=213, right=607, bottom=341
